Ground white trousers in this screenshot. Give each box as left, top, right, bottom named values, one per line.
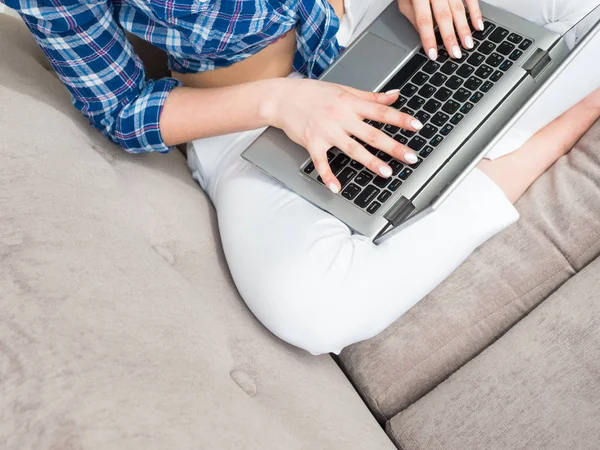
left=188, top=0, right=600, bottom=355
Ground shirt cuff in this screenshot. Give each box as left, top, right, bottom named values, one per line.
left=114, top=77, right=182, bottom=154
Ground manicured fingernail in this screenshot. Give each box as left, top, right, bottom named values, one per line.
left=477, top=19, right=485, bottom=31
left=379, top=166, right=393, bottom=178
left=410, top=119, right=424, bottom=130
left=405, top=152, right=419, bottom=164
left=452, top=45, right=462, bottom=59
left=328, top=183, right=340, bottom=194
left=428, top=48, right=438, bottom=61
left=465, top=36, right=474, bottom=49
left=385, top=89, right=400, bottom=95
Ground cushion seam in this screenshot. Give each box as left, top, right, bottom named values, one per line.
left=373, top=264, right=573, bottom=415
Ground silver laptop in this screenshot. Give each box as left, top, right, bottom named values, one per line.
left=243, top=1, right=600, bottom=244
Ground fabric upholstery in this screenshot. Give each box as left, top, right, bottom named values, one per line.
left=388, top=255, right=600, bottom=450
left=340, top=119, right=600, bottom=420
left=0, top=15, right=395, bottom=450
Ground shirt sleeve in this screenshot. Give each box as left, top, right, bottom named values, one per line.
left=14, top=0, right=182, bottom=154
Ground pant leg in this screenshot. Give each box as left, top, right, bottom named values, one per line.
left=485, top=0, right=600, bottom=159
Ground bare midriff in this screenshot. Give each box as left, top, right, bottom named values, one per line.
left=173, top=0, right=345, bottom=89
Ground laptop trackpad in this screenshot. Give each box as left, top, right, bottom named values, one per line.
left=322, top=32, right=409, bottom=92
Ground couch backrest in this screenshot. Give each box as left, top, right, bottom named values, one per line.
left=0, top=14, right=395, bottom=450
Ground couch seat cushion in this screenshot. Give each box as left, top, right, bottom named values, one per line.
left=0, top=14, right=396, bottom=450
left=339, top=118, right=600, bottom=420
left=388, top=255, right=600, bottom=449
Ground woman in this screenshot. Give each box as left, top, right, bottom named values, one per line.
left=8, top=0, right=599, bottom=354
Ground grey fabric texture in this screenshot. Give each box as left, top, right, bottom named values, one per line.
left=388, top=255, right=600, bottom=450
left=0, top=15, right=396, bottom=450
left=340, top=118, right=600, bottom=420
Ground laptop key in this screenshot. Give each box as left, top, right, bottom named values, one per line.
left=377, top=151, right=392, bottom=162
left=392, top=96, right=407, bottom=109
left=464, top=76, right=483, bottom=90
left=373, top=176, right=390, bottom=189
left=507, top=33, right=523, bottom=44
left=489, top=27, right=509, bottom=43
left=445, top=75, right=464, bottom=90
left=430, top=72, right=448, bottom=86
left=434, top=87, right=453, bottom=102
left=398, top=168, right=414, bottom=180
left=388, top=160, right=404, bottom=176
left=453, top=88, right=471, bottom=102
left=478, top=41, right=496, bottom=55
left=354, top=171, right=374, bottom=186
left=423, top=99, right=442, bottom=113
left=509, top=49, right=523, bottom=61
left=411, top=72, right=429, bottom=85
left=401, top=129, right=416, bottom=138
left=431, top=112, right=450, bottom=127
left=378, top=190, right=392, bottom=203
left=415, top=110, right=431, bottom=124
left=441, top=61, right=459, bottom=75
left=490, top=70, right=504, bottom=82
left=420, top=124, right=438, bottom=139
left=341, top=183, right=361, bottom=200
left=400, top=107, right=415, bottom=115
left=430, top=135, right=444, bottom=147
left=408, top=136, right=427, bottom=151
left=440, top=124, right=454, bottom=136
left=442, top=99, right=461, bottom=114
left=393, top=134, right=409, bottom=145
left=497, top=41, right=515, bottom=55
left=303, top=162, right=315, bottom=174
left=466, top=52, right=485, bottom=67
left=472, top=21, right=495, bottom=40
left=350, top=159, right=364, bottom=170
left=337, top=167, right=357, bottom=188
left=388, top=179, right=402, bottom=191
left=417, top=84, right=436, bottom=98
left=366, top=201, right=382, bottom=214
left=519, top=38, right=533, bottom=50
left=456, top=64, right=475, bottom=78
left=486, top=53, right=504, bottom=67
left=384, top=124, right=400, bottom=134
left=480, top=81, right=494, bottom=93
left=422, top=60, right=441, bottom=73
left=499, top=60, right=513, bottom=71
left=408, top=96, right=426, bottom=110
left=355, top=185, right=380, bottom=207
left=437, top=49, right=449, bottom=63
left=470, top=92, right=484, bottom=103
left=450, top=113, right=464, bottom=125
left=330, top=153, right=350, bottom=175
left=475, top=64, right=493, bottom=79
left=419, top=145, right=434, bottom=158
left=460, top=102, right=474, bottom=114
left=400, top=83, right=418, bottom=97
left=410, top=157, right=423, bottom=169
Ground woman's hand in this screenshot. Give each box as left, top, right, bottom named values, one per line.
left=262, top=78, right=423, bottom=193
left=398, top=0, right=484, bottom=61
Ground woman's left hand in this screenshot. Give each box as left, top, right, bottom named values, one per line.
left=398, top=0, right=484, bottom=61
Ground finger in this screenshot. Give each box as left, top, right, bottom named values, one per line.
left=338, top=85, right=401, bottom=106
left=361, top=101, right=424, bottom=132
left=411, top=0, right=438, bottom=60
left=449, top=0, right=474, bottom=50
left=337, top=134, right=395, bottom=179
left=352, top=121, right=420, bottom=166
left=464, top=0, right=484, bottom=31
left=432, top=0, right=462, bottom=59
left=310, top=145, right=340, bottom=193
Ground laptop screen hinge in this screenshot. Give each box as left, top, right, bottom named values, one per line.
left=522, top=48, right=552, bottom=80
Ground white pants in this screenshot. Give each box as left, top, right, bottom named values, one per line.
left=188, top=0, right=600, bottom=355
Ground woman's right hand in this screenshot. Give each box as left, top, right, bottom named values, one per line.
left=261, top=77, right=424, bottom=193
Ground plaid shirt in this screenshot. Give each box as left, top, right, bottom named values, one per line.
left=4, top=0, right=341, bottom=153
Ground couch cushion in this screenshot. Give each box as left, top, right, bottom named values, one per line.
left=340, top=117, right=600, bottom=420
left=388, top=254, right=600, bottom=449
left=0, top=15, right=395, bottom=450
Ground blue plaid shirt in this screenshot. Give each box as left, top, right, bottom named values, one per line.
left=4, top=0, right=342, bottom=153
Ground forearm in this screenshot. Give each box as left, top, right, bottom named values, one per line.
left=159, top=78, right=284, bottom=146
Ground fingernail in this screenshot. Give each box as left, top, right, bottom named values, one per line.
left=477, top=19, right=485, bottom=31
left=385, top=89, right=400, bottom=95
left=465, top=36, right=474, bottom=49
left=410, top=119, right=424, bottom=130
left=379, top=166, right=393, bottom=178
left=428, top=48, right=438, bottom=61
left=452, top=46, right=462, bottom=59
left=405, top=152, right=419, bottom=164
left=328, top=183, right=340, bottom=194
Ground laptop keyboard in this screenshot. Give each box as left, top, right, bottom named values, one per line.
left=302, top=19, right=534, bottom=215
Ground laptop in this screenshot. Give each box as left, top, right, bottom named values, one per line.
left=243, top=1, right=600, bottom=244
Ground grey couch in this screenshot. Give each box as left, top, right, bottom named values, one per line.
left=2, top=13, right=600, bottom=450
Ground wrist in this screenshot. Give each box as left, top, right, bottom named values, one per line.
left=257, top=77, right=289, bottom=128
